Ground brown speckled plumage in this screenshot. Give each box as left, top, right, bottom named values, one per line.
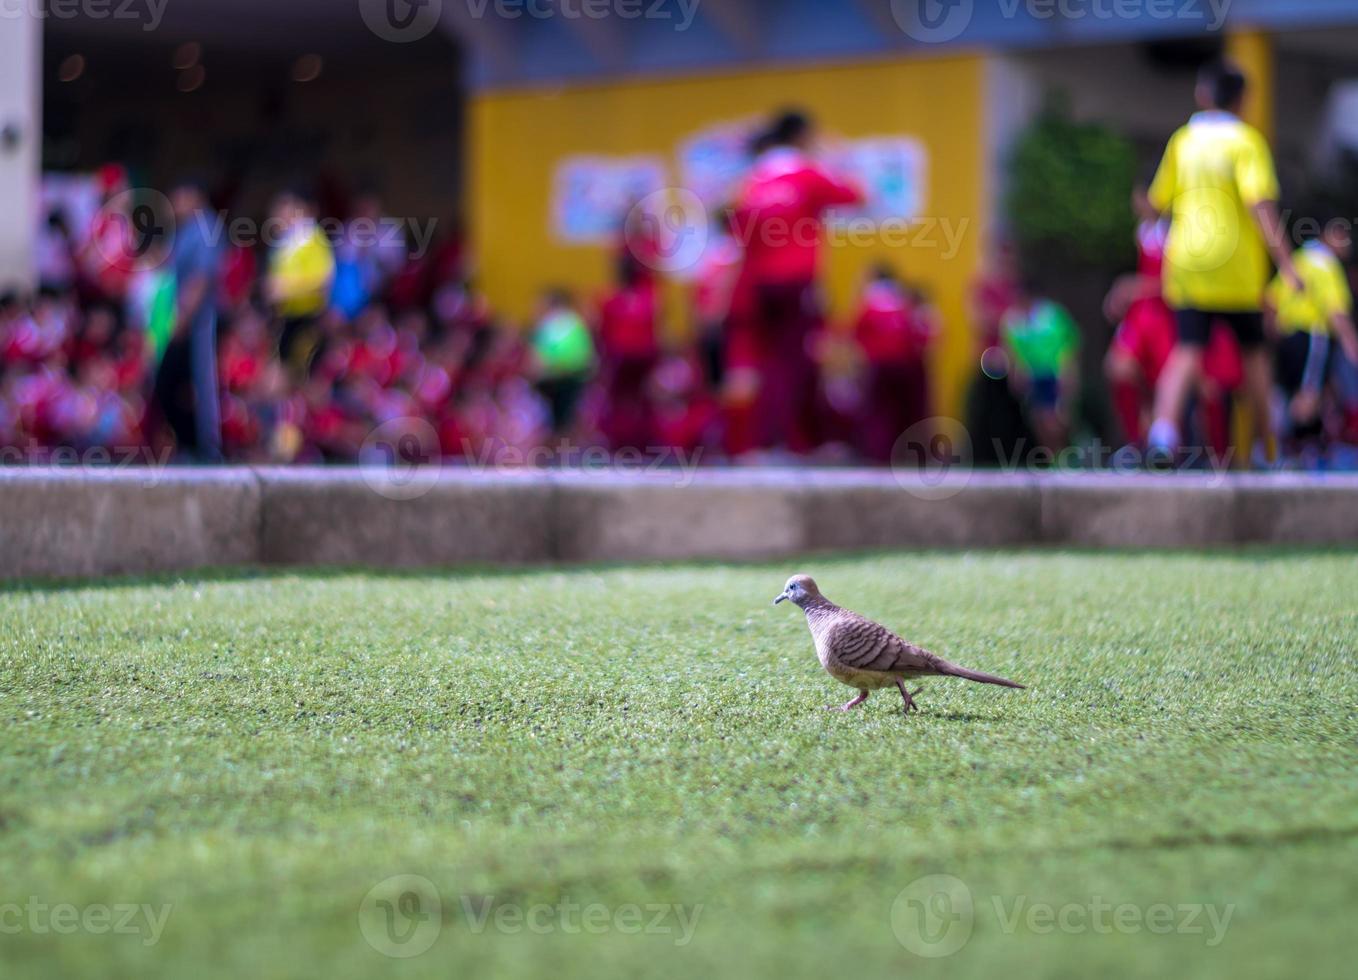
left=773, top=574, right=1024, bottom=714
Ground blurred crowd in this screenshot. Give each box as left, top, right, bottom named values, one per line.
left=0, top=116, right=947, bottom=469
left=4, top=100, right=1357, bottom=471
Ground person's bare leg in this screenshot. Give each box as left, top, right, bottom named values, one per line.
left=1240, top=347, right=1275, bottom=464
left=1150, top=344, right=1206, bottom=449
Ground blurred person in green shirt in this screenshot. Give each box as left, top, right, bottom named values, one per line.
left=1001, top=276, right=1080, bottom=455
left=530, top=288, right=596, bottom=438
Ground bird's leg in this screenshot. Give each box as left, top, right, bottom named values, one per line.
left=826, top=690, right=870, bottom=712
left=896, top=680, right=924, bottom=715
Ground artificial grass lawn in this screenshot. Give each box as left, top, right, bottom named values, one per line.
left=1, top=552, right=1355, bottom=979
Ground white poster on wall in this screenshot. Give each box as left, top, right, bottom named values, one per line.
left=551, top=155, right=669, bottom=244
left=677, top=118, right=761, bottom=209
left=828, top=137, right=927, bottom=223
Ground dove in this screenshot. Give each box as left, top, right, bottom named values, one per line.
left=773, top=574, right=1024, bottom=714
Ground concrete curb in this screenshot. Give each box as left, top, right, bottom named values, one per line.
left=0, top=468, right=261, bottom=580
left=256, top=468, right=555, bottom=567
left=1, top=467, right=1356, bottom=580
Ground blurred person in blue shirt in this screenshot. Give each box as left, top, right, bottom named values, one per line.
left=151, top=179, right=223, bottom=461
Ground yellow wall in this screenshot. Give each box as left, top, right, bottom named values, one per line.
left=469, top=54, right=987, bottom=419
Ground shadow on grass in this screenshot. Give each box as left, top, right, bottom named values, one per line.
left=927, top=710, right=1009, bottom=723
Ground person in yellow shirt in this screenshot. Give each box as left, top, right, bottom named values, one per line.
left=1263, top=220, right=1358, bottom=456
left=1146, top=60, right=1301, bottom=461
left=265, top=189, right=335, bottom=379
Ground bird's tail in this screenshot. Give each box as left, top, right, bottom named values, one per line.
left=936, top=660, right=1025, bottom=689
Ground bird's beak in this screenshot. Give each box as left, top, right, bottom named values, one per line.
left=773, top=592, right=788, bottom=605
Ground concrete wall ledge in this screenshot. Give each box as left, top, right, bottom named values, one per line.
left=0, top=468, right=261, bottom=580
left=2, top=467, right=1357, bottom=580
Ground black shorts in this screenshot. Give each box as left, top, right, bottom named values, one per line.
left=1275, top=330, right=1331, bottom=398
left=1175, top=308, right=1264, bottom=350
left=278, top=315, right=322, bottom=380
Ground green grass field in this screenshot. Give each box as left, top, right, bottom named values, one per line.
left=2, top=552, right=1355, bottom=979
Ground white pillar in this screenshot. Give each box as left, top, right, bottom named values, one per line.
left=0, top=8, right=41, bottom=293
left=981, top=55, right=1041, bottom=243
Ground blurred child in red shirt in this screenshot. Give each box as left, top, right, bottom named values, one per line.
left=597, top=254, right=660, bottom=452
left=730, top=110, right=862, bottom=453
left=649, top=354, right=719, bottom=458
left=851, top=264, right=936, bottom=462
left=219, top=306, right=271, bottom=397
left=77, top=165, right=137, bottom=312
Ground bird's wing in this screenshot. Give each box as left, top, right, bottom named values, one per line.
left=827, top=613, right=940, bottom=674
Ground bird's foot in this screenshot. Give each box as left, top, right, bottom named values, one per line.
left=898, top=685, right=924, bottom=715
left=825, top=691, right=870, bottom=712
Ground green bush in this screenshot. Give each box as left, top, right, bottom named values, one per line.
left=1004, top=98, right=1138, bottom=280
